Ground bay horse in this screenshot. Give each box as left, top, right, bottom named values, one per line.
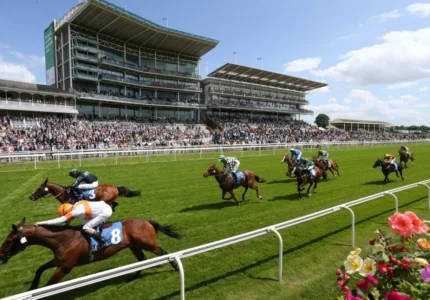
left=0, top=217, right=182, bottom=290
left=281, top=154, right=295, bottom=177
left=311, top=157, right=341, bottom=177
left=29, top=179, right=141, bottom=210
left=289, top=164, right=326, bottom=199
left=203, top=163, right=266, bottom=206
left=373, top=158, right=404, bottom=183
left=398, top=150, right=415, bottom=168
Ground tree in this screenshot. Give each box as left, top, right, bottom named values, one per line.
left=314, top=113, right=330, bottom=128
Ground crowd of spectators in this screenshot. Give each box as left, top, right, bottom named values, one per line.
left=0, top=114, right=427, bottom=153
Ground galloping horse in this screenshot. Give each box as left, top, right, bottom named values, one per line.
left=373, top=158, right=404, bottom=183
left=289, top=164, right=326, bottom=199
left=311, top=157, right=341, bottom=177
left=0, top=217, right=182, bottom=290
left=281, top=154, right=296, bottom=177
left=203, top=163, right=266, bottom=206
left=29, top=179, right=141, bottom=210
left=398, top=150, right=415, bottom=168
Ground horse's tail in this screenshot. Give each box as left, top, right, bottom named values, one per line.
left=148, top=220, right=183, bottom=239
left=255, top=175, right=266, bottom=183
left=117, top=186, right=141, bottom=198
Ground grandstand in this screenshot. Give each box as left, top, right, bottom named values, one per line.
left=0, top=79, right=77, bottom=117
left=49, top=0, right=219, bottom=121
left=329, top=118, right=393, bottom=131
left=202, top=63, right=326, bottom=123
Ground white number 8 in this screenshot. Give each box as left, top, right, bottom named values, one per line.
left=88, top=190, right=96, bottom=200
left=111, top=228, right=121, bottom=244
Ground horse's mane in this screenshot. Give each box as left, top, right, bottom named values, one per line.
left=38, top=224, right=83, bottom=232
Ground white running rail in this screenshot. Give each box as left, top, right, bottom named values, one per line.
left=2, top=179, right=430, bottom=300
left=1, top=139, right=428, bottom=169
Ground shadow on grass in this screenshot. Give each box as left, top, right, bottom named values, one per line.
left=153, top=196, right=425, bottom=299
left=266, top=178, right=296, bottom=185
left=180, top=201, right=236, bottom=212
left=269, top=193, right=302, bottom=201
left=362, top=180, right=391, bottom=185
left=45, top=269, right=173, bottom=300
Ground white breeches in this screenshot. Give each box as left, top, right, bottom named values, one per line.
left=230, top=162, right=240, bottom=172
left=78, top=181, right=99, bottom=190
left=81, top=202, right=112, bottom=230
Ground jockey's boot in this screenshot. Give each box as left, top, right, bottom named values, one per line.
left=72, top=188, right=83, bottom=200
left=231, top=172, right=237, bottom=184
left=91, top=231, right=109, bottom=250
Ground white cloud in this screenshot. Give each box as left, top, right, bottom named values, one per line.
left=400, top=95, right=420, bottom=101
left=308, top=85, right=329, bottom=95
left=419, top=86, right=428, bottom=92
left=284, top=57, right=322, bottom=73
left=407, top=3, right=430, bottom=18
left=304, top=89, right=430, bottom=125
left=9, top=51, right=45, bottom=68
left=328, top=97, right=337, bottom=104
left=313, top=27, right=430, bottom=88
left=0, top=42, right=11, bottom=49
left=387, top=81, right=418, bottom=89
left=369, top=9, right=402, bottom=23
left=0, top=56, right=36, bottom=83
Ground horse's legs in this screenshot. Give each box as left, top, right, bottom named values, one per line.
left=149, top=247, right=179, bottom=271
left=45, top=266, right=72, bottom=286
left=399, top=169, right=404, bottom=180
left=229, top=191, right=240, bottom=206
left=28, top=259, right=57, bottom=290
left=242, top=187, right=248, bottom=201
left=328, top=168, right=335, bottom=177
left=306, top=181, right=313, bottom=197
left=129, top=248, right=147, bottom=280
left=222, top=190, right=233, bottom=200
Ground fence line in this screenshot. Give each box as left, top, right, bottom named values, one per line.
left=1, top=139, right=429, bottom=169
left=3, top=179, right=430, bottom=300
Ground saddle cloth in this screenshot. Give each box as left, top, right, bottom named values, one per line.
left=89, top=221, right=123, bottom=253
left=230, top=171, right=245, bottom=186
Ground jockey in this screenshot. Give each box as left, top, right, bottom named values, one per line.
left=317, top=149, right=331, bottom=168
left=69, top=169, right=99, bottom=200
left=399, top=145, right=411, bottom=158
left=36, top=200, right=112, bottom=250
left=299, top=157, right=315, bottom=178
left=384, top=154, right=397, bottom=170
left=218, top=155, right=240, bottom=182
left=290, top=148, right=302, bottom=164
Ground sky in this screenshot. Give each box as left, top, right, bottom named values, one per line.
left=0, top=0, right=429, bottom=126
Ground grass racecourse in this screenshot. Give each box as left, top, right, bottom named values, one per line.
left=0, top=143, right=430, bottom=300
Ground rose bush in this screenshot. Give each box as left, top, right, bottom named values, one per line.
left=336, top=211, right=430, bottom=300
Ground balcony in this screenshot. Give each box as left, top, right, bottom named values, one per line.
left=100, top=58, right=201, bottom=81
left=78, top=92, right=204, bottom=109
left=99, top=74, right=202, bottom=93
left=207, top=101, right=313, bottom=115
left=74, top=53, right=98, bottom=63
left=0, top=98, right=77, bottom=114
left=209, top=89, right=308, bottom=105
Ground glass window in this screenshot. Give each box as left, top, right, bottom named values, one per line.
left=156, top=60, right=177, bottom=72
left=141, top=58, right=155, bottom=69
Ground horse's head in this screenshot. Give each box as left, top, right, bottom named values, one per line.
left=0, top=218, right=27, bottom=265
left=203, top=163, right=218, bottom=178
left=29, top=178, right=50, bottom=201
left=373, top=158, right=382, bottom=168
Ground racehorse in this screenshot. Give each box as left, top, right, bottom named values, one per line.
left=29, top=179, right=141, bottom=211
left=289, top=164, right=326, bottom=199
left=203, top=163, right=266, bottom=206
left=0, top=217, right=182, bottom=290
left=281, top=155, right=296, bottom=177
left=311, top=157, right=341, bottom=177
left=373, top=158, right=404, bottom=183
left=398, top=150, right=415, bottom=168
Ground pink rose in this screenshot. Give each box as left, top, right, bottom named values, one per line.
left=388, top=212, right=413, bottom=237
left=384, top=291, right=411, bottom=300
left=404, top=211, right=428, bottom=234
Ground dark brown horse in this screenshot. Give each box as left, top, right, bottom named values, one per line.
left=398, top=150, right=415, bottom=168
left=373, top=158, right=404, bottom=183
left=0, top=217, right=182, bottom=290
left=29, top=179, right=141, bottom=210
left=289, top=164, right=326, bottom=199
left=203, top=163, right=266, bottom=206
left=311, top=157, right=341, bottom=177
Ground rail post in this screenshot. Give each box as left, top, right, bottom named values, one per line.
left=268, top=228, right=283, bottom=282
left=34, top=155, right=37, bottom=170
left=384, top=192, right=399, bottom=212
left=200, top=148, right=202, bottom=159
left=57, top=154, right=60, bottom=168
left=79, top=153, right=82, bottom=167
left=115, top=152, right=118, bottom=165
left=174, top=256, right=185, bottom=300
left=418, top=182, right=430, bottom=210
left=339, top=206, right=355, bottom=247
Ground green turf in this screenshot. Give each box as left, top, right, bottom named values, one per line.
left=0, top=144, right=429, bottom=300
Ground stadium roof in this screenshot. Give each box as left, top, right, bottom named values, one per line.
left=55, top=0, right=219, bottom=58
left=207, top=63, right=328, bottom=92
left=0, top=79, right=74, bottom=97
left=330, top=118, right=393, bottom=126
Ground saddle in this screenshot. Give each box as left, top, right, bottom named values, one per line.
left=229, top=171, right=245, bottom=187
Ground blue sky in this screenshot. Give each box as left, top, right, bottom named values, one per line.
left=0, top=0, right=429, bottom=125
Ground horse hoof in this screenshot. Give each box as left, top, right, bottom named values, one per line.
left=308, top=194, right=312, bottom=198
